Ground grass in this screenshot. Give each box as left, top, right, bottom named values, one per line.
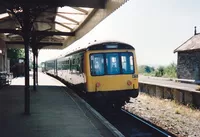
left=126, top=93, right=200, bottom=137
left=134, top=93, right=200, bottom=119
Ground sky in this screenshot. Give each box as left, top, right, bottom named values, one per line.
left=38, top=0, right=200, bottom=66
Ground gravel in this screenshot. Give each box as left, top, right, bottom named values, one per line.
left=124, top=92, right=200, bottom=137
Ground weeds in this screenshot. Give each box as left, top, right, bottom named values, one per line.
left=175, top=108, right=181, bottom=114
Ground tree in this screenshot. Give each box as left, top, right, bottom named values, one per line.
left=145, top=66, right=155, bottom=73
left=164, top=62, right=177, bottom=78
left=155, top=66, right=164, bottom=77
left=138, top=65, right=155, bottom=74
left=7, top=48, right=25, bottom=69
left=7, top=48, right=25, bottom=59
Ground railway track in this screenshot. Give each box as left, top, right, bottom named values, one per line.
left=48, top=74, right=176, bottom=137
left=121, top=108, right=175, bottom=137
left=71, top=88, right=176, bottom=136
left=89, top=101, right=176, bottom=137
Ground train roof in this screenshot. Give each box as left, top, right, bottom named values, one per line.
left=44, top=40, right=134, bottom=62
left=62, top=39, right=134, bottom=55
left=87, top=40, right=134, bottom=50
left=87, top=40, right=133, bottom=47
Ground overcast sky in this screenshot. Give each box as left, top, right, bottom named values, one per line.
left=38, top=0, right=200, bottom=66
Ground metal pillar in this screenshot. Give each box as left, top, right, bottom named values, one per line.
left=23, top=7, right=31, bottom=115
left=24, top=38, right=30, bottom=114
left=33, top=52, right=36, bottom=91
left=36, top=52, right=38, bottom=85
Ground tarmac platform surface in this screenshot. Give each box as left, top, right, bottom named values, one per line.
left=139, top=75, right=198, bottom=92
left=0, top=72, right=120, bottom=137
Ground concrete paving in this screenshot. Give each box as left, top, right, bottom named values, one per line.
left=139, top=75, right=198, bottom=92
left=0, top=72, right=118, bottom=137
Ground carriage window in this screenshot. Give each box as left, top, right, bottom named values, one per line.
left=66, top=60, right=69, bottom=64
left=121, top=53, right=134, bottom=74
left=57, top=61, right=62, bottom=70
left=106, top=53, right=120, bottom=74
left=90, top=52, right=134, bottom=76
left=77, top=58, right=80, bottom=63
left=90, top=54, right=104, bottom=75
left=72, top=59, right=76, bottom=64
left=130, top=56, right=134, bottom=72
left=61, top=60, right=68, bottom=70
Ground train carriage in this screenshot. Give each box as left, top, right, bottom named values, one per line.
left=43, top=40, right=139, bottom=106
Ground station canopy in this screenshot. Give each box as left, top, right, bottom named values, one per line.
left=0, top=0, right=127, bottom=50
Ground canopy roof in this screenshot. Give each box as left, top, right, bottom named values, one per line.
left=0, top=0, right=127, bottom=50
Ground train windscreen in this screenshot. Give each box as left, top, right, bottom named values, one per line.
left=90, top=52, right=134, bottom=76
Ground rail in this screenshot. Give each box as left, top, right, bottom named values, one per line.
left=121, top=108, right=173, bottom=137
left=46, top=72, right=177, bottom=137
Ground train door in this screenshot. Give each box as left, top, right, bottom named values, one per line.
left=53, top=60, right=54, bottom=74
left=79, top=53, right=86, bottom=91
left=55, top=60, right=57, bottom=76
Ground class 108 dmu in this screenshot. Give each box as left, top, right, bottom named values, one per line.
left=42, top=40, right=139, bottom=106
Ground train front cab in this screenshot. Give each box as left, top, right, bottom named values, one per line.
left=84, top=43, right=139, bottom=104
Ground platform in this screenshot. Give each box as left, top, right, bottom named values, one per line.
left=139, top=75, right=200, bottom=108
left=139, top=75, right=198, bottom=92
left=0, top=72, right=120, bottom=137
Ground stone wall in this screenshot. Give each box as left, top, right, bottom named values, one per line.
left=139, top=83, right=200, bottom=109
left=177, top=51, right=200, bottom=80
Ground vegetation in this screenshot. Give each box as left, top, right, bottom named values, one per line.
left=7, top=48, right=25, bottom=59
left=138, top=65, right=155, bottom=73
left=7, top=48, right=25, bottom=69
left=138, top=62, right=177, bottom=78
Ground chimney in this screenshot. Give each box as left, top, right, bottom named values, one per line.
left=194, top=26, right=197, bottom=35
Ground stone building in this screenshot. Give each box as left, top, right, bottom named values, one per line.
left=174, top=27, right=200, bottom=80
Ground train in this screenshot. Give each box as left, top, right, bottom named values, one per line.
left=42, top=40, right=139, bottom=107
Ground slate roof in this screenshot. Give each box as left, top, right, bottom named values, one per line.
left=174, top=34, right=200, bottom=53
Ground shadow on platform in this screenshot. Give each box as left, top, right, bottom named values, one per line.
left=0, top=85, right=105, bottom=137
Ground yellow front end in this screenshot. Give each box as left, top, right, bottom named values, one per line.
left=87, top=75, right=138, bottom=92
left=84, top=50, right=138, bottom=92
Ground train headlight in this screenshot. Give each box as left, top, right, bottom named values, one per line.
left=127, top=80, right=132, bottom=86
left=96, top=82, right=101, bottom=87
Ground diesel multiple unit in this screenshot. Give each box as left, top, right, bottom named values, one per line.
left=42, top=40, right=139, bottom=106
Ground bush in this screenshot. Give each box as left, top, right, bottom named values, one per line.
left=138, top=62, right=177, bottom=78
left=138, top=65, right=155, bottom=74
left=163, top=62, right=177, bottom=78
left=155, top=66, right=164, bottom=77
